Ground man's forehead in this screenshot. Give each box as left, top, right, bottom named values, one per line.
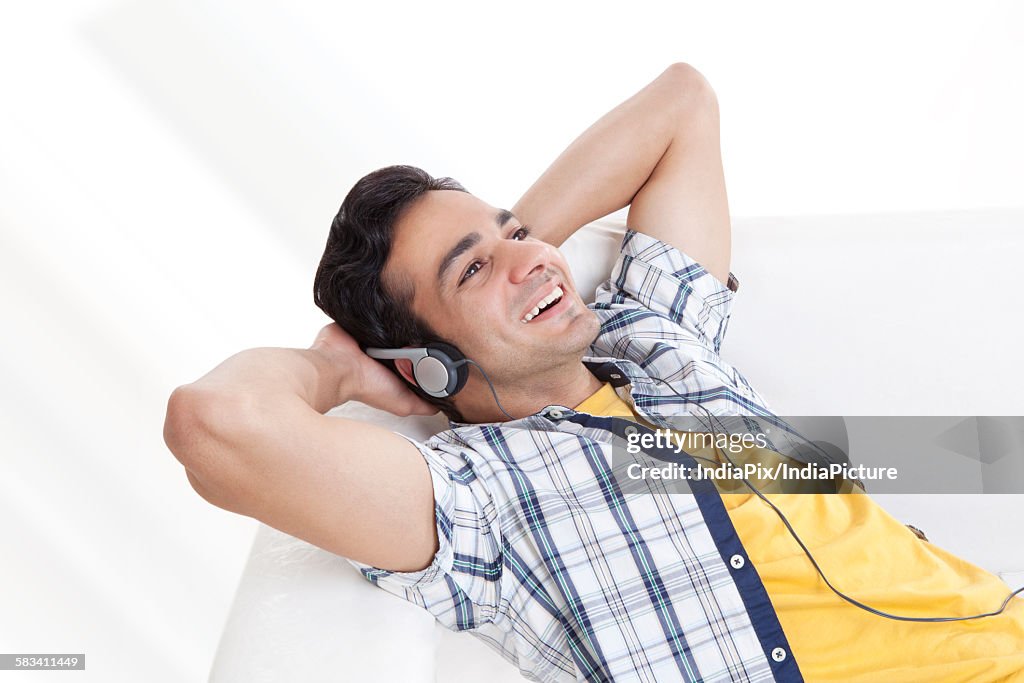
left=392, top=191, right=513, bottom=286
left=399, top=190, right=496, bottom=235
left=386, top=191, right=505, bottom=305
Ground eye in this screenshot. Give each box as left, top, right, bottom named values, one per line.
left=457, top=226, right=531, bottom=287
left=459, top=260, right=484, bottom=285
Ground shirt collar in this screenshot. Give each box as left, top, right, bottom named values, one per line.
left=444, top=355, right=659, bottom=431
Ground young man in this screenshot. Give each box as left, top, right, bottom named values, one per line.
left=165, top=64, right=1024, bottom=681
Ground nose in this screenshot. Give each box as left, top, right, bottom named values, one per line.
left=505, top=239, right=555, bottom=285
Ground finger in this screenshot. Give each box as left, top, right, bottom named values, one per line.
left=406, top=396, right=440, bottom=416
left=312, top=322, right=337, bottom=344
left=358, top=364, right=439, bottom=416
left=395, top=392, right=439, bottom=417
left=417, top=403, right=440, bottom=416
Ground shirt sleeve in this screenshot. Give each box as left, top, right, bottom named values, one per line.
left=593, top=229, right=740, bottom=355
left=346, top=434, right=504, bottom=632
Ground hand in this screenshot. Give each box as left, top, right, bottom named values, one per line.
left=310, top=323, right=438, bottom=417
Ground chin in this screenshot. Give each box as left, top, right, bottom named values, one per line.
left=564, top=306, right=601, bottom=352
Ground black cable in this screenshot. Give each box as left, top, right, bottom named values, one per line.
left=460, top=358, right=517, bottom=422
left=461, top=356, right=1024, bottom=621
left=644, top=375, right=1024, bottom=623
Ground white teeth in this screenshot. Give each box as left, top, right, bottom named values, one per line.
left=521, top=285, right=565, bottom=323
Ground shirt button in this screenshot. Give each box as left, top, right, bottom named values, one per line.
left=771, top=647, right=787, bottom=662
left=624, top=425, right=639, bottom=437
left=729, top=554, right=745, bottom=569
left=548, top=409, right=564, bottom=419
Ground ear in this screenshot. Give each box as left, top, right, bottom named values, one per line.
left=393, top=357, right=417, bottom=386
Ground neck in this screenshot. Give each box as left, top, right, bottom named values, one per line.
left=455, top=360, right=604, bottom=423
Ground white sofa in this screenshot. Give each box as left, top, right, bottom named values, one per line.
left=209, top=210, right=1024, bottom=682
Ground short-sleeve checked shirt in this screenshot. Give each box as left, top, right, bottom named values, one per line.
left=349, top=230, right=803, bottom=682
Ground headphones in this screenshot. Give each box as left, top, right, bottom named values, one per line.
left=365, top=342, right=469, bottom=398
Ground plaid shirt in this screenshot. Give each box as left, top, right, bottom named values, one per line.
left=349, top=230, right=803, bottom=682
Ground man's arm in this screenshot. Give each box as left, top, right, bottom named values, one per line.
left=163, top=324, right=441, bottom=572
left=512, top=62, right=731, bottom=286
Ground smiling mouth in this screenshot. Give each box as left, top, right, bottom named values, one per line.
left=521, top=285, right=565, bottom=323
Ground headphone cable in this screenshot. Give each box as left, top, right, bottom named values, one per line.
left=644, top=375, right=1024, bottom=623
left=460, top=358, right=517, bottom=421
left=455, top=356, right=1024, bottom=621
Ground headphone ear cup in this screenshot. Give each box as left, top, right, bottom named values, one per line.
left=422, top=342, right=469, bottom=398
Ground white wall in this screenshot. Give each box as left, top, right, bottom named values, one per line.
left=0, top=1, right=1021, bottom=681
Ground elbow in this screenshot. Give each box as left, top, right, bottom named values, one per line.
left=661, top=62, right=719, bottom=116
left=163, top=384, right=250, bottom=500
left=163, top=384, right=208, bottom=468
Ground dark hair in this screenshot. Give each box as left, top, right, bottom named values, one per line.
left=313, top=165, right=469, bottom=420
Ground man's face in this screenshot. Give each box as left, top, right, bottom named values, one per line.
left=385, top=190, right=600, bottom=387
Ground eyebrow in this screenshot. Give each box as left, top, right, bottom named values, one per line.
left=436, top=209, right=517, bottom=289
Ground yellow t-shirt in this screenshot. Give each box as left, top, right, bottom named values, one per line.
left=577, top=382, right=1024, bottom=682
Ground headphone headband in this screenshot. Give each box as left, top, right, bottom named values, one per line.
left=364, top=347, right=429, bottom=361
